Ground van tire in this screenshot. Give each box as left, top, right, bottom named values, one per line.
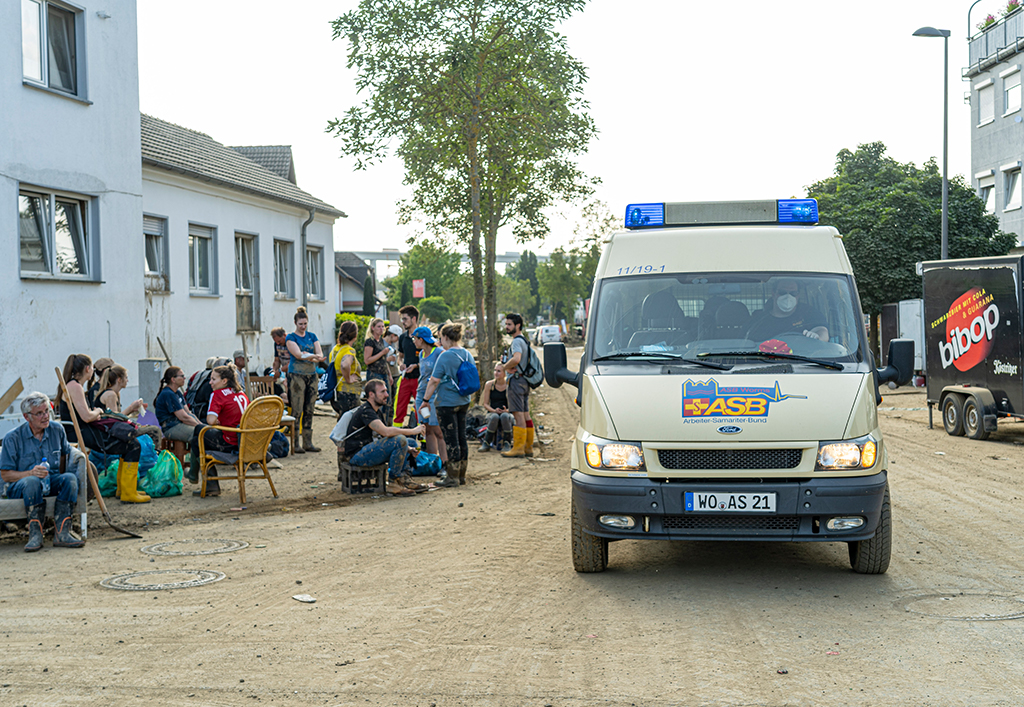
left=571, top=499, right=608, bottom=573
left=942, top=394, right=965, bottom=436
left=963, top=397, right=990, bottom=440
left=848, top=484, right=891, bottom=574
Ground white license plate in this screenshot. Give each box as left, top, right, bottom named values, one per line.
left=685, top=491, right=776, bottom=513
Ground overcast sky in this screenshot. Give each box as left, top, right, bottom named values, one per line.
left=138, top=0, right=985, bottom=271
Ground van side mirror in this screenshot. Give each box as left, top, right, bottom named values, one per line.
left=877, top=338, right=914, bottom=387
left=543, top=342, right=579, bottom=389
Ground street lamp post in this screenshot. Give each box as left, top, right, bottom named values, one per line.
left=913, top=26, right=952, bottom=260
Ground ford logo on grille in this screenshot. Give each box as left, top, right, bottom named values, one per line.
left=717, top=425, right=742, bottom=435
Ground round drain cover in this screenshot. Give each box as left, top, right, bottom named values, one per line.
left=904, top=593, right=1024, bottom=621
left=140, top=539, right=249, bottom=556
left=101, top=569, right=226, bottom=591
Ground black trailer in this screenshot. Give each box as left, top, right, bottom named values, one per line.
left=922, top=255, right=1024, bottom=440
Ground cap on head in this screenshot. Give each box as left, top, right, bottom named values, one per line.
left=232, top=349, right=247, bottom=360
left=388, top=324, right=403, bottom=337
left=412, top=326, right=436, bottom=344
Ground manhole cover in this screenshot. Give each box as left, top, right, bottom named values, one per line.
left=904, top=593, right=1024, bottom=621
left=100, top=569, right=226, bottom=591
left=140, top=539, right=249, bottom=556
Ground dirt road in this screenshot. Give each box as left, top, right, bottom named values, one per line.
left=3, top=362, right=1024, bottom=705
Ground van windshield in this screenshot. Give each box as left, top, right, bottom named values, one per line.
left=590, top=272, right=864, bottom=364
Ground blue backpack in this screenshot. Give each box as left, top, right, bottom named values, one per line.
left=453, top=351, right=480, bottom=397
left=317, top=358, right=337, bottom=403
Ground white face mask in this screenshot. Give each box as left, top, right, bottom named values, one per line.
left=776, top=293, right=797, bottom=314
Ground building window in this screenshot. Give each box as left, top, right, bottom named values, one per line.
left=978, top=81, right=995, bottom=125
left=188, top=224, right=215, bottom=293
left=235, top=234, right=259, bottom=331
left=274, top=239, right=294, bottom=298
left=22, top=0, right=80, bottom=96
left=143, top=215, right=166, bottom=275
left=305, top=246, right=324, bottom=301
left=19, top=188, right=92, bottom=279
left=979, top=180, right=996, bottom=213
left=1006, top=71, right=1022, bottom=115
left=1006, top=169, right=1022, bottom=211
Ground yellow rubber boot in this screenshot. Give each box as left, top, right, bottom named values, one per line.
left=524, top=426, right=535, bottom=458
left=118, top=461, right=151, bottom=503
left=115, top=466, right=121, bottom=499
left=501, top=427, right=527, bottom=458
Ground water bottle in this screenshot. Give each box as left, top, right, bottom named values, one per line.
left=39, top=455, right=52, bottom=496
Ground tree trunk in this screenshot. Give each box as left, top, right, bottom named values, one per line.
left=467, top=114, right=489, bottom=380
left=483, top=205, right=501, bottom=374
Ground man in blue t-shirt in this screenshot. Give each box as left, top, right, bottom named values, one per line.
left=0, top=392, right=85, bottom=551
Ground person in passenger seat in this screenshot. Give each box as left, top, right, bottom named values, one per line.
left=745, top=279, right=829, bottom=343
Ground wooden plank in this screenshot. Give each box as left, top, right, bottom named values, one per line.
left=0, top=378, right=23, bottom=414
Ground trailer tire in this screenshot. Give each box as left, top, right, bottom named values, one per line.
left=942, top=394, right=965, bottom=436
left=848, top=484, right=891, bottom=574
left=963, top=396, right=990, bottom=440
left=571, top=499, right=608, bottom=573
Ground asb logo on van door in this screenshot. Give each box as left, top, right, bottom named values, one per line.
left=682, top=379, right=805, bottom=422
left=933, top=287, right=1000, bottom=371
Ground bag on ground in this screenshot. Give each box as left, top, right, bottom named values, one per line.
left=140, top=450, right=183, bottom=498
left=411, top=450, right=442, bottom=476
left=268, top=430, right=290, bottom=459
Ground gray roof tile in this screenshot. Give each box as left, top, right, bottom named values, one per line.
left=228, top=145, right=296, bottom=184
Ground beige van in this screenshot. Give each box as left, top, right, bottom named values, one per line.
left=544, top=199, right=913, bottom=573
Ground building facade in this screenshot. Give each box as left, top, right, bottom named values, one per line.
left=966, top=11, right=1024, bottom=244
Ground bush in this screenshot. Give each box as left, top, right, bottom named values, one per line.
left=418, top=296, right=451, bottom=323
left=334, top=312, right=374, bottom=368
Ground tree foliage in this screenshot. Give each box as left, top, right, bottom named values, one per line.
left=382, top=242, right=462, bottom=309
left=505, top=250, right=540, bottom=320
left=328, top=0, right=597, bottom=374
left=418, top=296, right=453, bottom=323
left=362, top=274, right=376, bottom=316
left=537, top=248, right=582, bottom=320
left=808, top=142, right=1015, bottom=320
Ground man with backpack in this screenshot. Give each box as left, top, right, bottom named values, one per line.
left=501, top=312, right=536, bottom=458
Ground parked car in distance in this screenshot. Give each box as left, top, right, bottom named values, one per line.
left=526, top=327, right=538, bottom=345
left=538, top=325, right=562, bottom=344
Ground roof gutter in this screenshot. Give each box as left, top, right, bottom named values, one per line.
left=300, top=208, right=316, bottom=307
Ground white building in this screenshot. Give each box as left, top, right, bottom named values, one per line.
left=3, top=0, right=344, bottom=425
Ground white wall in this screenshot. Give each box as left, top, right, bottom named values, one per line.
left=0, top=0, right=142, bottom=418
left=142, top=168, right=338, bottom=379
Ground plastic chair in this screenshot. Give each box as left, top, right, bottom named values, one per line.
left=197, top=395, right=283, bottom=503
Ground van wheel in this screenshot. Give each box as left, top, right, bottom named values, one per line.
left=571, top=499, right=608, bottom=573
left=848, top=484, right=891, bottom=574
left=942, top=394, right=965, bottom=436
left=963, top=397, right=990, bottom=440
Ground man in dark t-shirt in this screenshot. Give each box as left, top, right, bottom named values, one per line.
left=393, top=305, right=421, bottom=426
left=745, top=279, right=829, bottom=343
left=345, top=380, right=425, bottom=491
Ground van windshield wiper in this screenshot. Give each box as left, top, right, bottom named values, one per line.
left=594, top=351, right=731, bottom=370
left=697, top=350, right=844, bottom=371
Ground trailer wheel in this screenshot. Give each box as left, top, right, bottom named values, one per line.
left=963, top=396, right=990, bottom=440
left=848, top=484, right=891, bottom=574
left=571, top=499, right=608, bottom=573
left=942, top=394, right=965, bottom=436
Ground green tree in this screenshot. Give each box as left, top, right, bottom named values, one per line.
left=807, top=141, right=1016, bottom=352
left=328, top=0, right=596, bottom=375
left=334, top=313, right=374, bottom=368
left=418, top=296, right=452, bottom=323
left=496, top=275, right=536, bottom=317
left=569, top=199, right=616, bottom=302
left=400, top=279, right=411, bottom=309
left=505, top=250, right=540, bottom=321
left=537, top=248, right=581, bottom=320
left=382, top=242, right=462, bottom=308
left=362, top=274, right=376, bottom=316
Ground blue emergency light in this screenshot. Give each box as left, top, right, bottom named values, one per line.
left=623, top=198, right=819, bottom=229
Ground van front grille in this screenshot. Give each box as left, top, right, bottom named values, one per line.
left=663, top=514, right=800, bottom=531
left=657, top=448, right=803, bottom=470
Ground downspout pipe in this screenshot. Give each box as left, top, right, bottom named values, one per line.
left=300, top=208, right=316, bottom=307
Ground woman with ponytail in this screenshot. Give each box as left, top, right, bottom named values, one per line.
left=154, top=366, right=202, bottom=443
left=285, top=306, right=325, bottom=453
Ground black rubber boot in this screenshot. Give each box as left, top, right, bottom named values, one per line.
left=53, top=499, right=85, bottom=548
left=24, top=503, right=45, bottom=552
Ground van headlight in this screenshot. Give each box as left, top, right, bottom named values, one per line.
left=815, top=435, right=877, bottom=470
left=583, top=436, right=645, bottom=470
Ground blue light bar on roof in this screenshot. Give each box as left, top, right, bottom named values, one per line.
left=777, top=198, right=819, bottom=224
left=624, top=203, right=665, bottom=229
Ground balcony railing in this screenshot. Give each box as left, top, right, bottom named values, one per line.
left=967, top=10, right=1024, bottom=75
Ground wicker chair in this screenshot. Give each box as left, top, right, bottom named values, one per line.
left=197, top=395, right=283, bottom=503
left=247, top=375, right=296, bottom=451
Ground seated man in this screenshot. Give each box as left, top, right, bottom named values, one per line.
left=0, top=392, right=85, bottom=552
left=745, top=278, right=829, bottom=343
left=344, top=379, right=426, bottom=494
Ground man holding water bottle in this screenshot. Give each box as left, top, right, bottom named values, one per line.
left=0, top=392, right=85, bottom=552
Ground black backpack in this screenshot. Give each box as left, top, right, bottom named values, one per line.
left=184, top=369, right=213, bottom=420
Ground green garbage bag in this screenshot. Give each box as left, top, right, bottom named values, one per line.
left=140, top=450, right=183, bottom=498
left=97, top=459, right=119, bottom=497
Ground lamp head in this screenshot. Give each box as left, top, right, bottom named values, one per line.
left=913, top=26, right=951, bottom=38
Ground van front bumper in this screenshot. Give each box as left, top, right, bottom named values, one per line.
left=571, top=470, right=888, bottom=542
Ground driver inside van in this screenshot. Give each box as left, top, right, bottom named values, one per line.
left=745, top=278, right=829, bottom=343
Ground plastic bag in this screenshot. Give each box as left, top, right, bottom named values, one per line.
left=139, top=450, right=183, bottom=498
left=97, top=458, right=119, bottom=497
left=138, top=434, right=158, bottom=478
left=411, top=450, right=442, bottom=476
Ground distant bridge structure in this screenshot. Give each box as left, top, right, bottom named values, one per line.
left=352, top=250, right=549, bottom=266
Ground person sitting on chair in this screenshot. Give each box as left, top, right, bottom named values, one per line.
left=188, top=365, right=249, bottom=497
left=345, top=379, right=425, bottom=494
left=154, top=366, right=202, bottom=444
left=745, top=278, right=829, bottom=343
left=0, top=392, right=85, bottom=551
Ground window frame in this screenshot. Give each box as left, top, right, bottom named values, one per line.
left=234, top=231, right=260, bottom=332
left=305, top=245, right=324, bottom=302
left=1004, top=166, right=1022, bottom=212
left=18, top=185, right=97, bottom=281
left=977, top=79, right=996, bottom=126
left=273, top=238, right=295, bottom=300
left=143, top=214, right=170, bottom=291
left=1002, top=66, right=1022, bottom=116
left=21, top=0, right=87, bottom=101
left=188, top=222, right=218, bottom=296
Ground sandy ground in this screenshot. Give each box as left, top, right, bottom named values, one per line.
left=4, top=360, right=1024, bottom=705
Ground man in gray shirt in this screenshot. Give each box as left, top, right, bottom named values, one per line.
left=501, top=313, right=535, bottom=458
left=0, top=392, right=85, bottom=552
